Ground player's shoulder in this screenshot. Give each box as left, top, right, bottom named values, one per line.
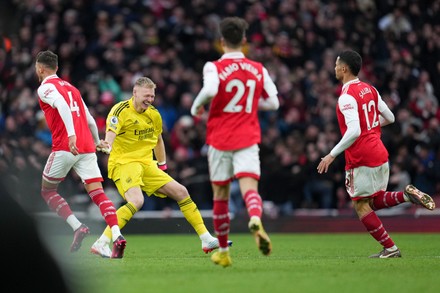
left=148, top=105, right=161, bottom=116
left=37, top=82, right=55, bottom=98
left=243, top=57, right=262, bottom=65
left=148, top=105, right=159, bottom=111
left=110, top=100, right=131, bottom=117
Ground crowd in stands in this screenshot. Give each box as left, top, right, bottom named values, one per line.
left=1, top=0, right=439, bottom=217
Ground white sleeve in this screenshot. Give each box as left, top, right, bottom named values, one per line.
left=330, top=94, right=361, bottom=157
left=258, top=67, right=279, bottom=111
left=85, top=105, right=100, bottom=146
left=377, top=92, right=395, bottom=126
left=191, top=62, right=219, bottom=116
left=38, top=83, right=76, bottom=137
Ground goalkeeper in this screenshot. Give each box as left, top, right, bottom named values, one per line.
left=91, top=77, right=228, bottom=257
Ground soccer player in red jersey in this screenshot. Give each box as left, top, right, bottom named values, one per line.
left=317, top=50, right=436, bottom=258
left=191, top=17, right=279, bottom=267
left=35, top=50, right=126, bottom=258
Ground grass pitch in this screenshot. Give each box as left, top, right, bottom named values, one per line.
left=50, top=233, right=440, bottom=293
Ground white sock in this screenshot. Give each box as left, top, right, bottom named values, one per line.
left=66, top=215, right=82, bottom=231
left=111, top=225, right=122, bottom=242
left=199, top=232, right=215, bottom=242
left=98, top=234, right=111, bottom=244
left=386, top=245, right=398, bottom=251
left=219, top=247, right=229, bottom=252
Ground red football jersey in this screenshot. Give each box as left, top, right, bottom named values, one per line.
left=207, top=57, right=265, bottom=150
left=337, top=80, right=388, bottom=169
left=38, top=76, right=96, bottom=153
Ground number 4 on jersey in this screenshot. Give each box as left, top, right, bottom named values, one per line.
left=67, top=91, right=80, bottom=117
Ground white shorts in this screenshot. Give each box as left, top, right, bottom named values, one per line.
left=345, top=162, right=389, bottom=200
left=207, top=144, right=260, bottom=185
left=43, top=151, right=103, bottom=184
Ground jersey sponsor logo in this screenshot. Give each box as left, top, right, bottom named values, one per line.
left=341, top=103, right=354, bottom=111
left=43, top=88, right=54, bottom=97
left=134, top=128, right=154, bottom=140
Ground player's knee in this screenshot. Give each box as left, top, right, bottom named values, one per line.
left=126, top=194, right=144, bottom=209
left=172, top=184, right=190, bottom=201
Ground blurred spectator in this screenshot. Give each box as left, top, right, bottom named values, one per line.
left=302, top=142, right=334, bottom=209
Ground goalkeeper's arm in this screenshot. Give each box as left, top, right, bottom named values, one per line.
left=154, top=134, right=167, bottom=171
left=96, top=130, right=116, bottom=154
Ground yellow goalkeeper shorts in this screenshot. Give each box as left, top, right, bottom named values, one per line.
left=111, top=161, right=173, bottom=199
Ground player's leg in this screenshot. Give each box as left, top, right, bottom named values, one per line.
left=88, top=162, right=144, bottom=258
left=143, top=160, right=228, bottom=254
left=354, top=199, right=401, bottom=258
left=235, top=145, right=272, bottom=256
left=204, top=146, right=235, bottom=266
left=75, top=154, right=124, bottom=234
left=84, top=181, right=127, bottom=258
left=368, top=162, right=407, bottom=210
left=210, top=182, right=233, bottom=267
left=349, top=164, right=401, bottom=258
left=157, top=180, right=224, bottom=252
left=369, top=189, right=407, bottom=210
left=41, top=151, right=89, bottom=252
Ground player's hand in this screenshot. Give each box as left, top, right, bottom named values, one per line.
left=96, top=140, right=112, bottom=154
left=317, top=154, right=335, bottom=174
left=69, top=144, right=79, bottom=156
left=68, top=135, right=79, bottom=155
left=191, top=105, right=205, bottom=117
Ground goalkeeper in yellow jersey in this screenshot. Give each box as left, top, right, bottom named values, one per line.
left=90, top=77, right=230, bottom=258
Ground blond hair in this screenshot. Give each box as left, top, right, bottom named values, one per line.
left=134, top=77, right=156, bottom=89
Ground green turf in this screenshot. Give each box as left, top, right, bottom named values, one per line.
left=50, top=233, right=440, bottom=293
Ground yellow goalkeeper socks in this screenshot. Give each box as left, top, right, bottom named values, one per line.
left=103, top=202, right=138, bottom=241
left=178, top=196, right=208, bottom=236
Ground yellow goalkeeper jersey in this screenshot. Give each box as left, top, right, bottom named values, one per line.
left=106, top=97, right=162, bottom=180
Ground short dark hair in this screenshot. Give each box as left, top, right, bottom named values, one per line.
left=338, top=50, right=362, bottom=76
left=36, top=50, right=58, bottom=70
left=219, top=17, right=248, bottom=48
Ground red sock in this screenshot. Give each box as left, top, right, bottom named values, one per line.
left=243, top=190, right=262, bottom=218
left=360, top=211, right=394, bottom=248
left=213, top=199, right=230, bottom=249
left=89, top=188, right=118, bottom=227
left=41, top=187, right=73, bottom=220
left=371, top=190, right=405, bottom=210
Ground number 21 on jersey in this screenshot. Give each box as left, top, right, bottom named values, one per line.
left=223, top=78, right=256, bottom=114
